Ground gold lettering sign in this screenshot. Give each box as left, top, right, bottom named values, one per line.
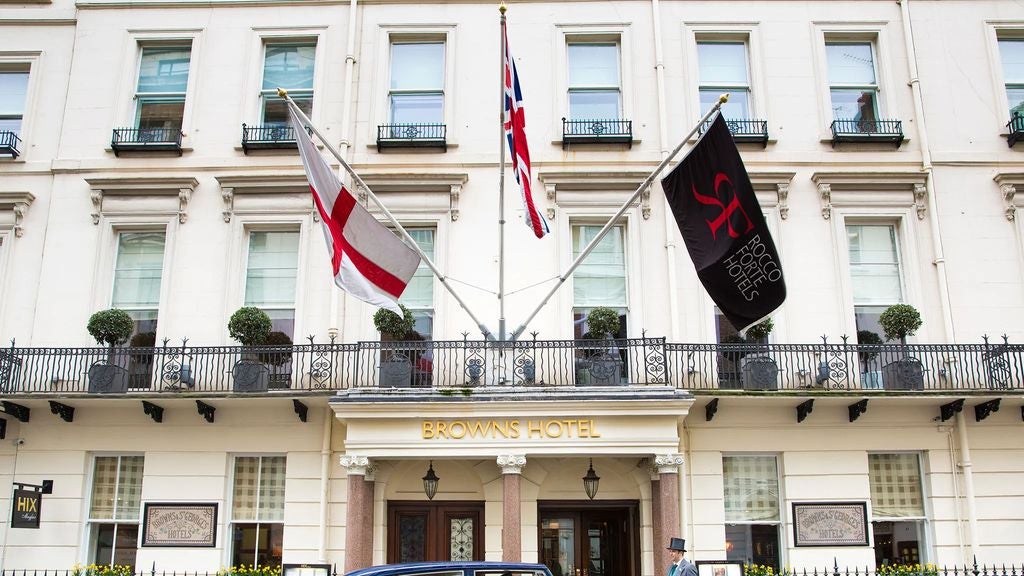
left=422, top=419, right=601, bottom=440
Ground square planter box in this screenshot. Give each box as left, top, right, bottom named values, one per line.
left=232, top=359, right=270, bottom=392
left=740, top=354, right=778, bottom=390
left=380, top=358, right=413, bottom=387
left=882, top=358, right=924, bottom=390
left=88, top=363, right=130, bottom=394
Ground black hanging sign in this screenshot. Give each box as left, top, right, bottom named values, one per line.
left=11, top=488, right=41, bottom=529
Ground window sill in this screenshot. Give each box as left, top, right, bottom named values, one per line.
left=552, top=138, right=641, bottom=147
left=365, top=141, right=458, bottom=151
left=105, top=145, right=193, bottom=155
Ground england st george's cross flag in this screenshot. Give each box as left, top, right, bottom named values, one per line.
left=660, top=114, right=786, bottom=330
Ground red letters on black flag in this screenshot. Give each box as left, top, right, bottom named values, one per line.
left=661, top=114, right=786, bottom=331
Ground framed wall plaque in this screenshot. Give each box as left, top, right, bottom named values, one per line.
left=792, top=501, right=869, bottom=547
left=142, top=502, right=218, bottom=547
left=696, top=561, right=744, bottom=576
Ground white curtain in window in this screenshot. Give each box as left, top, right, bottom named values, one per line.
left=391, top=43, right=444, bottom=90
left=137, top=47, right=191, bottom=93
left=870, top=453, right=924, bottom=517
left=847, top=225, right=902, bottom=304
left=400, top=229, right=434, bottom=309
left=232, top=456, right=260, bottom=521
left=723, top=455, right=780, bottom=522
left=112, top=232, right=165, bottom=309
left=257, top=456, right=286, bottom=522
left=573, top=225, right=626, bottom=307
left=245, top=231, right=299, bottom=307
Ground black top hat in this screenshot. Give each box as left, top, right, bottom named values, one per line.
left=667, top=537, right=687, bottom=552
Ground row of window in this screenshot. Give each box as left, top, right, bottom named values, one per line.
left=3, top=34, right=1022, bottom=158
left=89, top=452, right=926, bottom=570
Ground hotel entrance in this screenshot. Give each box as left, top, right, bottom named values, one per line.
left=539, top=502, right=639, bottom=576
left=387, top=501, right=485, bottom=563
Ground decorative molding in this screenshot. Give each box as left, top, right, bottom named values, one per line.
left=777, top=182, right=790, bottom=220
left=993, top=173, right=1024, bottom=222
left=0, top=192, right=35, bottom=237
left=496, top=454, right=527, bottom=474
left=654, top=453, right=684, bottom=474
left=340, top=454, right=370, bottom=475
left=810, top=171, right=928, bottom=220
left=85, top=177, right=198, bottom=225
left=538, top=170, right=651, bottom=219
left=214, top=173, right=311, bottom=222
left=356, top=172, right=468, bottom=222
left=748, top=172, right=795, bottom=220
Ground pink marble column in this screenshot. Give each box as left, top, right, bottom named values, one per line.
left=341, top=455, right=372, bottom=572
left=656, top=454, right=684, bottom=571
left=497, top=455, right=526, bottom=562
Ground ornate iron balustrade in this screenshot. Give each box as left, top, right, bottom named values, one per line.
left=0, top=130, right=22, bottom=159
left=1, top=336, right=1022, bottom=396
left=241, top=123, right=308, bottom=152
left=562, top=118, right=633, bottom=148
left=376, top=123, right=447, bottom=151
left=830, top=119, right=904, bottom=148
left=111, top=127, right=184, bottom=156
left=700, top=118, right=770, bottom=147
left=1008, top=112, right=1024, bottom=147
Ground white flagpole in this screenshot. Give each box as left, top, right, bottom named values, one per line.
left=509, top=94, right=729, bottom=340
left=280, top=89, right=495, bottom=340
left=498, top=4, right=508, bottom=342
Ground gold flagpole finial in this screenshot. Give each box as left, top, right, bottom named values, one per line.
left=718, top=93, right=730, bottom=104
left=277, top=87, right=289, bottom=98
left=499, top=2, right=507, bottom=15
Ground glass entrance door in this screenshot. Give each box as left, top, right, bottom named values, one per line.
left=387, top=502, right=484, bottom=563
left=539, top=503, right=638, bottom=576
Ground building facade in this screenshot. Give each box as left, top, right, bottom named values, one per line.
left=0, top=0, right=1023, bottom=573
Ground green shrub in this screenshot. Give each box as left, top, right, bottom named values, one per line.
left=745, top=318, right=774, bottom=341
left=87, top=309, right=134, bottom=348
left=585, top=307, right=621, bottom=339
left=258, top=331, right=294, bottom=366
left=228, top=307, right=272, bottom=346
left=879, top=304, right=922, bottom=343
left=373, top=304, right=415, bottom=338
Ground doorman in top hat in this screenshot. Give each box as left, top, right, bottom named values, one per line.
left=667, top=538, right=697, bottom=576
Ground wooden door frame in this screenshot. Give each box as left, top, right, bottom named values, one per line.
left=387, top=501, right=485, bottom=563
left=538, top=500, right=640, bottom=576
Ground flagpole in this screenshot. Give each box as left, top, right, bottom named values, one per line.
left=280, top=89, right=495, bottom=341
left=498, top=3, right=508, bottom=342
left=509, top=94, right=729, bottom=340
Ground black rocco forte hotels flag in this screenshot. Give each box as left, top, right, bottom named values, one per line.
left=661, top=113, right=786, bottom=330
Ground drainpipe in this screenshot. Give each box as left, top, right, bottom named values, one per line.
left=319, top=406, right=334, bottom=561
left=954, top=411, right=979, bottom=560
left=897, top=0, right=955, bottom=342
left=651, top=0, right=680, bottom=340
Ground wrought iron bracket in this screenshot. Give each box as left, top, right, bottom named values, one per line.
left=0, top=419, right=5, bottom=439
left=293, top=399, right=308, bottom=423
left=975, top=399, right=1000, bottom=422
left=1, top=400, right=30, bottom=423
left=848, top=399, right=868, bottom=422
left=142, top=401, right=164, bottom=423
left=940, top=399, right=964, bottom=422
left=196, top=400, right=216, bottom=424
left=705, top=398, right=719, bottom=422
left=796, top=399, right=814, bottom=423
left=48, top=401, right=74, bottom=423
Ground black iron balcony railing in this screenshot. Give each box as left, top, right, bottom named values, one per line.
left=700, top=118, right=770, bottom=147
left=0, top=130, right=22, bottom=159
left=376, top=123, right=447, bottom=152
left=1, top=336, right=1022, bottom=396
left=241, top=123, right=309, bottom=153
left=562, top=118, right=633, bottom=149
left=831, top=119, right=904, bottom=148
left=1007, top=112, right=1023, bottom=148
left=111, top=127, right=184, bottom=156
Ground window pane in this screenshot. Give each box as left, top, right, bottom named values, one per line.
left=92, top=523, right=139, bottom=569
left=999, top=39, right=1024, bottom=83
left=137, top=100, right=184, bottom=131
left=233, top=456, right=260, bottom=521
left=827, top=43, right=876, bottom=84
left=568, top=44, right=620, bottom=87
left=245, top=231, right=299, bottom=308
left=869, top=453, right=924, bottom=517
left=830, top=89, right=877, bottom=121
left=568, top=91, right=621, bottom=120
left=698, top=43, right=748, bottom=85
left=262, top=44, right=315, bottom=91
left=1007, top=88, right=1024, bottom=117
left=723, top=455, right=780, bottom=521
left=400, top=229, right=434, bottom=310
left=263, top=96, right=312, bottom=125
left=573, top=225, right=626, bottom=307
left=848, top=225, right=902, bottom=304
left=391, top=93, right=443, bottom=124
left=90, top=456, right=119, bottom=519
left=137, top=47, right=191, bottom=93
left=257, top=456, right=286, bottom=522
left=113, top=232, right=165, bottom=309
left=115, top=456, right=145, bottom=521
left=701, top=89, right=750, bottom=119
left=231, top=523, right=284, bottom=567
left=0, top=71, right=28, bottom=115
left=391, top=43, right=444, bottom=90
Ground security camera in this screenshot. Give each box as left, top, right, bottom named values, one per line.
left=15, top=438, right=25, bottom=446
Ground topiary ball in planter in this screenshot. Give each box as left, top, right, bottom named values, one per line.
left=87, top=308, right=134, bottom=348
left=258, top=331, right=294, bottom=367
left=373, top=304, right=415, bottom=339
left=879, top=304, right=922, bottom=343
left=228, top=307, right=272, bottom=346
left=745, top=318, right=774, bottom=342
left=585, top=307, right=621, bottom=340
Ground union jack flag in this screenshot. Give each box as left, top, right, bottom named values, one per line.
left=504, top=24, right=550, bottom=239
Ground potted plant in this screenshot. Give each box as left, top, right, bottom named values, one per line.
left=857, top=329, right=884, bottom=389
left=86, top=308, right=134, bottom=393
left=577, top=307, right=623, bottom=386
left=878, top=303, right=924, bottom=390
left=258, top=331, right=294, bottom=388
left=373, top=304, right=416, bottom=387
left=228, top=306, right=273, bottom=392
left=740, top=318, right=778, bottom=390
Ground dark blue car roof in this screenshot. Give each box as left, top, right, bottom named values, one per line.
left=345, top=561, right=553, bottom=576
